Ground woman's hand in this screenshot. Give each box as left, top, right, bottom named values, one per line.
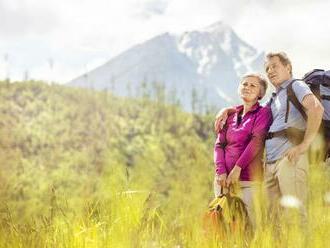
left=226, top=166, right=241, bottom=187
left=216, top=173, right=227, bottom=188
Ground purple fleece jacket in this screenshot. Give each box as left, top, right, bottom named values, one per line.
left=214, top=102, right=272, bottom=181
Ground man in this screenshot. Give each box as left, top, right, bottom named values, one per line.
left=215, top=52, right=324, bottom=226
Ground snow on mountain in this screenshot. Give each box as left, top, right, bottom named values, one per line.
left=68, top=21, right=265, bottom=112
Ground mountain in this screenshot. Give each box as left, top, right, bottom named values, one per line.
left=68, top=21, right=264, bottom=111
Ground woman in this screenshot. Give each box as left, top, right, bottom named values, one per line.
left=214, top=73, right=272, bottom=229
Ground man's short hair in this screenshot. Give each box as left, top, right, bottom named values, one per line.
left=265, top=52, right=293, bottom=76
left=241, top=73, right=268, bottom=100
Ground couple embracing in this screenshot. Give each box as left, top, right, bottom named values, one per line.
left=213, top=52, right=324, bottom=229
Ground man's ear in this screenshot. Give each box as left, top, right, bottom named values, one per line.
left=286, top=64, right=292, bottom=75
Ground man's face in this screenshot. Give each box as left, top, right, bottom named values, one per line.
left=265, top=56, right=291, bottom=87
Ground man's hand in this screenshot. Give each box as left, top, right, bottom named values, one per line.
left=285, top=143, right=309, bottom=164
left=214, top=109, right=229, bottom=133
left=226, top=166, right=241, bottom=187
left=216, top=173, right=227, bottom=188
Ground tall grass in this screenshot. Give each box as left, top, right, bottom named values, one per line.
left=0, top=161, right=329, bottom=248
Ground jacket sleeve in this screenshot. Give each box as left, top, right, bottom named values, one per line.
left=235, top=106, right=272, bottom=169
left=214, top=132, right=227, bottom=175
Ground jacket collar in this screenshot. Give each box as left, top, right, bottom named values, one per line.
left=235, top=101, right=260, bottom=115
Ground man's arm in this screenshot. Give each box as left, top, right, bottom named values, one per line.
left=301, top=94, right=324, bottom=148
left=214, top=107, right=235, bottom=133
left=285, top=93, right=324, bottom=163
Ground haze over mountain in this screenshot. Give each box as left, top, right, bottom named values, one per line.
left=69, top=21, right=264, bottom=111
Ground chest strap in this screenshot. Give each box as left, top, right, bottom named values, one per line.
left=266, top=127, right=305, bottom=145
left=266, top=130, right=287, bottom=140
left=321, top=95, right=330, bottom=100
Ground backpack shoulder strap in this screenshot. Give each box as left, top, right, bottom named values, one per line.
left=267, top=92, right=276, bottom=106
left=309, top=83, right=321, bottom=100
left=285, top=80, right=307, bottom=123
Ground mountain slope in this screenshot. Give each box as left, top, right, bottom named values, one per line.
left=69, top=21, right=264, bottom=111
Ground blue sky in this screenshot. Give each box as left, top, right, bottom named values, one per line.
left=0, top=0, right=329, bottom=83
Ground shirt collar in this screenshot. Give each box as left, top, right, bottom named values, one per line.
left=276, top=78, right=294, bottom=93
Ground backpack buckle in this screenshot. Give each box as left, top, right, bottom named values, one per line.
left=266, top=132, right=274, bottom=139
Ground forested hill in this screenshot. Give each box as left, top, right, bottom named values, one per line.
left=0, top=81, right=215, bottom=221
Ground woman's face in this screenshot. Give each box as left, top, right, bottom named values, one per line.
left=238, top=76, right=262, bottom=103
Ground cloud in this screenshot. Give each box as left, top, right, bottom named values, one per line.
left=145, top=0, right=168, bottom=15
left=133, top=0, right=169, bottom=19
left=0, top=0, right=329, bottom=83
left=231, top=0, right=330, bottom=77
left=0, top=0, right=59, bottom=37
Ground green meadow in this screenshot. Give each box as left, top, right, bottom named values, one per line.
left=0, top=81, right=329, bottom=247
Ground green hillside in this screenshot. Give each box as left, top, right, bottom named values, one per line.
left=0, top=81, right=217, bottom=246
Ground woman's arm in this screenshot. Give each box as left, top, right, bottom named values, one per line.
left=226, top=106, right=272, bottom=186
left=235, top=106, right=272, bottom=169
left=214, top=133, right=227, bottom=176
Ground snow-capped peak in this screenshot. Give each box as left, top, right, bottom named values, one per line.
left=201, top=21, right=233, bottom=34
